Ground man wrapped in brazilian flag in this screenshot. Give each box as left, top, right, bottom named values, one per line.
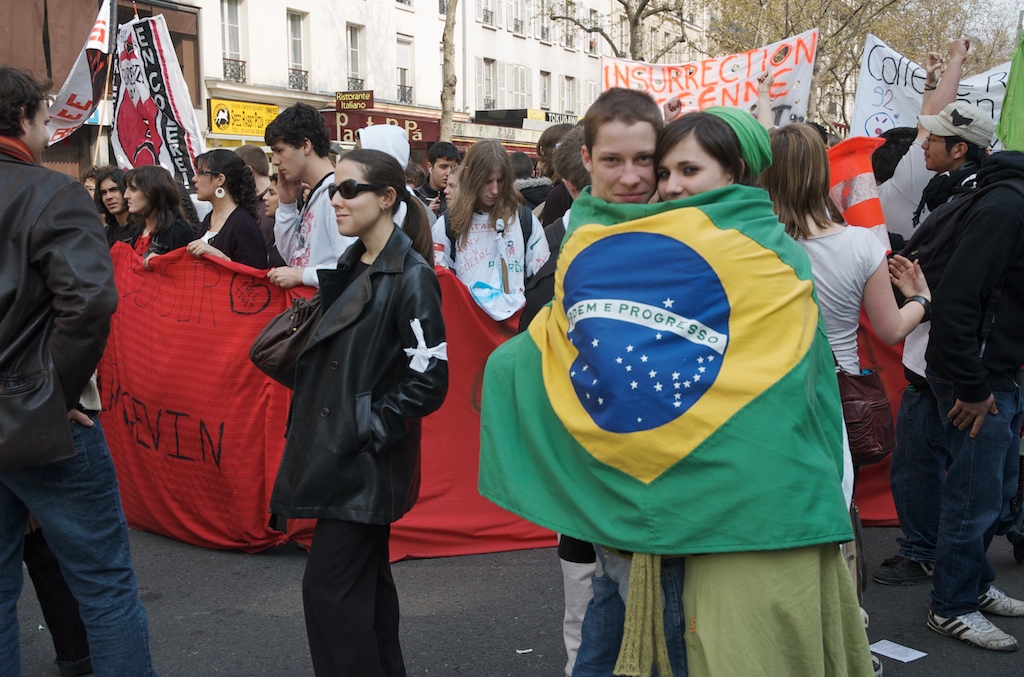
left=480, top=100, right=872, bottom=676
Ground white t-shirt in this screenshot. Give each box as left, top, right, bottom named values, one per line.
left=878, top=139, right=934, bottom=240
left=797, top=226, right=887, bottom=373
left=432, top=209, right=550, bottom=321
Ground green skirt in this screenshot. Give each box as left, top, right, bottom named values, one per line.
left=682, top=544, right=873, bottom=677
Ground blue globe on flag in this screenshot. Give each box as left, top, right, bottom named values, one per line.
left=562, top=232, right=730, bottom=433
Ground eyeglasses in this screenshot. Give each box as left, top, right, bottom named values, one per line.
left=328, top=179, right=385, bottom=200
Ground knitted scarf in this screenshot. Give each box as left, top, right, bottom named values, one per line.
left=0, top=135, right=35, bottom=164
left=912, top=160, right=979, bottom=227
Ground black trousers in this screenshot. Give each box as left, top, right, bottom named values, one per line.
left=23, top=529, right=91, bottom=669
left=303, top=519, right=405, bottom=677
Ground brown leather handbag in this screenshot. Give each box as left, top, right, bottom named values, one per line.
left=835, top=363, right=896, bottom=466
left=249, top=293, right=321, bottom=389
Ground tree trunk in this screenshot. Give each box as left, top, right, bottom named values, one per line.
left=440, top=0, right=460, bottom=142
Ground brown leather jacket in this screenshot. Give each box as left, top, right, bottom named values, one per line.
left=0, top=152, right=117, bottom=469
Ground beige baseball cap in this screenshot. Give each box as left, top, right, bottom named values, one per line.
left=919, top=102, right=995, bottom=149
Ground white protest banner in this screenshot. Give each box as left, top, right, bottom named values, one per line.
left=46, top=0, right=112, bottom=146
left=850, top=34, right=1010, bottom=137
left=602, top=29, right=818, bottom=125
left=111, top=15, right=205, bottom=185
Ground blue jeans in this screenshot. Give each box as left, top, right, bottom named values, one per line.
left=0, top=417, right=156, bottom=676
left=890, top=385, right=949, bottom=563
left=927, top=373, right=1023, bottom=617
left=572, top=546, right=686, bottom=677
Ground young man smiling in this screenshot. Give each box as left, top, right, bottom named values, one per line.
left=568, top=88, right=689, bottom=677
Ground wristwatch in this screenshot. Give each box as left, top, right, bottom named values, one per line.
left=905, top=295, right=931, bottom=322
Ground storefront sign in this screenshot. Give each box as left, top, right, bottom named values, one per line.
left=451, top=121, right=541, bottom=144
left=208, top=98, right=281, bottom=137
left=545, top=112, right=578, bottom=125
left=336, top=90, right=375, bottom=111
left=322, top=110, right=440, bottom=144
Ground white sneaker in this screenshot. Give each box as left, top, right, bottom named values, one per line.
left=927, top=610, right=1019, bottom=651
left=979, top=586, right=1024, bottom=617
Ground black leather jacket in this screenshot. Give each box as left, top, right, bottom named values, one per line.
left=270, top=226, right=448, bottom=524
left=0, top=152, right=117, bottom=469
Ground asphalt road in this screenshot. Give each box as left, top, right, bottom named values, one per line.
left=14, top=526, right=1024, bottom=676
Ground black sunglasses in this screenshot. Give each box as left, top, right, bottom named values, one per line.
left=328, top=179, right=385, bottom=200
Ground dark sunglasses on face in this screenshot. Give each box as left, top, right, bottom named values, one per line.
left=328, top=179, right=385, bottom=200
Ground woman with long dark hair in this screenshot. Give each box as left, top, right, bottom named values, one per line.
left=124, top=165, right=194, bottom=268
left=186, top=149, right=268, bottom=269
left=269, top=149, right=446, bottom=677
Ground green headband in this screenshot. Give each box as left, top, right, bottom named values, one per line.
left=704, top=106, right=773, bottom=175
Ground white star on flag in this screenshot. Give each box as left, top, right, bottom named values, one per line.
left=684, top=381, right=691, bottom=388
left=672, top=372, right=680, bottom=380
left=649, top=370, right=657, bottom=378
left=592, top=338, right=600, bottom=347
left=630, top=381, right=638, bottom=389
left=625, top=365, right=632, bottom=372
left=663, top=298, right=674, bottom=308
left=693, top=374, right=701, bottom=382
left=699, top=366, right=706, bottom=373
left=697, top=356, right=704, bottom=364
left=640, top=355, right=649, bottom=363
left=654, top=382, right=663, bottom=392
left=626, top=345, right=634, bottom=352
left=616, top=357, right=623, bottom=364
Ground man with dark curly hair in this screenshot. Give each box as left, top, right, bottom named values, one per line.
left=264, top=102, right=354, bottom=288
left=0, top=66, right=156, bottom=676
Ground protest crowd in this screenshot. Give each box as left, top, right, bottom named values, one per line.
left=3, top=20, right=1024, bottom=677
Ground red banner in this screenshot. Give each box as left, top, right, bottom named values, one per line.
left=99, top=244, right=554, bottom=557
left=828, top=141, right=903, bottom=525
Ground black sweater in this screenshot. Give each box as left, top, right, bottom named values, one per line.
left=927, top=151, right=1024, bottom=401
left=197, top=206, right=269, bottom=270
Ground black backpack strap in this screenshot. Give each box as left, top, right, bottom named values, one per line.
left=518, top=205, right=535, bottom=280
left=443, top=214, right=457, bottom=264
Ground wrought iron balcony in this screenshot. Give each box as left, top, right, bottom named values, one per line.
left=540, top=26, right=551, bottom=41
left=564, top=34, right=575, bottom=49
left=513, top=18, right=524, bottom=33
left=397, top=0, right=412, bottom=5
left=288, top=68, right=308, bottom=91
left=482, top=8, right=494, bottom=24
left=439, top=0, right=447, bottom=12
left=397, top=85, right=413, bottom=104
left=348, top=77, right=364, bottom=90
left=223, top=58, right=246, bottom=83
left=483, top=96, right=495, bottom=109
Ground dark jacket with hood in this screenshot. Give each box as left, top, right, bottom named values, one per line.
left=927, top=151, right=1024, bottom=401
left=0, top=149, right=118, bottom=469
left=270, top=226, right=448, bottom=524
left=514, top=177, right=552, bottom=211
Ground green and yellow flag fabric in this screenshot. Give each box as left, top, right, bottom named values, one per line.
left=479, top=184, right=853, bottom=554
left=997, top=32, right=1024, bottom=152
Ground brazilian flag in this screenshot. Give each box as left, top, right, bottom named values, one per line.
left=479, top=185, right=853, bottom=554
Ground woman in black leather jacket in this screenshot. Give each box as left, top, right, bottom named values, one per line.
left=124, top=165, right=194, bottom=268
left=269, top=149, right=447, bottom=677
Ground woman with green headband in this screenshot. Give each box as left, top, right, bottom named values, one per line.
left=650, top=111, right=876, bottom=677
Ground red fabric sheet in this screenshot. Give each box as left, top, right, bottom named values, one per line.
left=99, top=245, right=554, bottom=557
left=853, top=309, right=903, bottom=526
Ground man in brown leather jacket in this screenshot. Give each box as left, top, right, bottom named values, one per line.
left=0, top=67, right=156, bottom=675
